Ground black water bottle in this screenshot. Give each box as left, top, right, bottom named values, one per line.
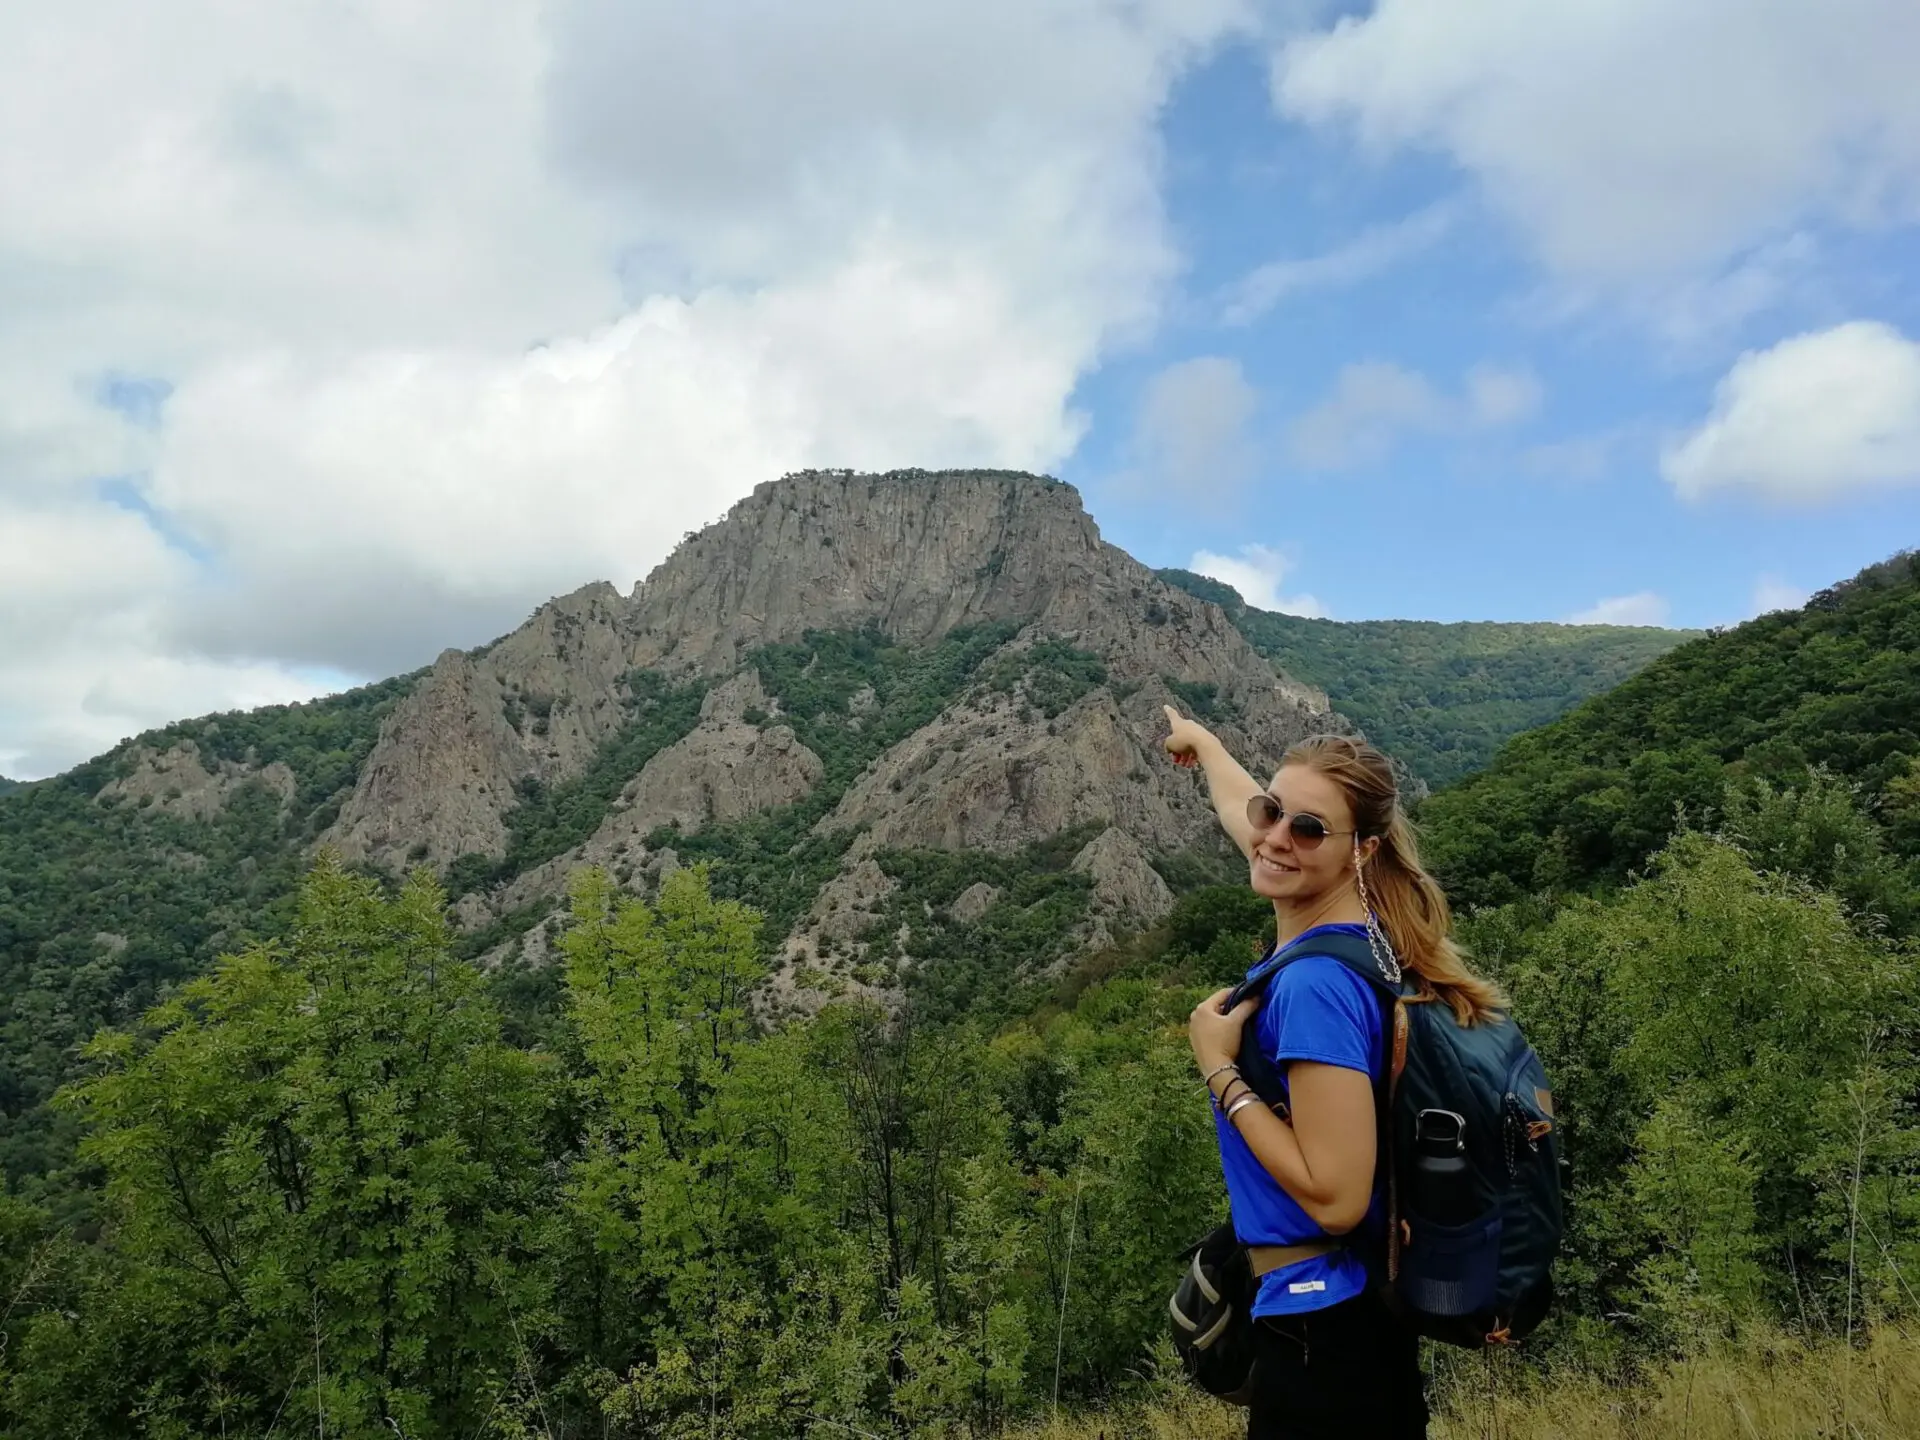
left=1411, top=1108, right=1475, bottom=1225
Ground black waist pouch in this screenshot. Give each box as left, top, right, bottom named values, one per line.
left=1169, top=1220, right=1259, bottom=1406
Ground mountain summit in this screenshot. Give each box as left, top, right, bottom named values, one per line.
left=320, top=468, right=1344, bottom=1004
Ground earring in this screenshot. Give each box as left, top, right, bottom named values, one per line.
left=1352, top=848, right=1402, bottom=985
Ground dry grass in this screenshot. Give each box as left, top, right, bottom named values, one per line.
left=1430, top=1326, right=1920, bottom=1440
left=1003, top=1327, right=1920, bottom=1440
left=1002, top=1386, right=1242, bottom=1440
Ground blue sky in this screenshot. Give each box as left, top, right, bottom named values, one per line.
left=4, top=0, right=1920, bottom=774
left=1070, top=35, right=1920, bottom=627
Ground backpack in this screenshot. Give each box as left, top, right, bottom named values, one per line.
left=1172, top=928, right=1561, bottom=1381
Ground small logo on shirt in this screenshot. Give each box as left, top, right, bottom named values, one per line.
left=1288, top=1280, right=1327, bottom=1294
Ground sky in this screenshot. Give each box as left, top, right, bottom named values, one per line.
left=3, top=0, right=1919, bottom=778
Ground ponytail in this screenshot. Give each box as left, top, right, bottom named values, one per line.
left=1368, top=810, right=1505, bottom=1025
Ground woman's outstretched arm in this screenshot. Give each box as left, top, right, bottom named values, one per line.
left=1162, top=704, right=1264, bottom=859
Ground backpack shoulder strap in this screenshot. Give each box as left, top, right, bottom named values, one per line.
left=1226, top=931, right=1401, bottom=1108
left=1384, top=998, right=1410, bottom=1283
left=1227, top=931, right=1397, bottom=1010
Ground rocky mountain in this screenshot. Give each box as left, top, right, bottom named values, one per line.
left=316, top=469, right=1347, bottom=1012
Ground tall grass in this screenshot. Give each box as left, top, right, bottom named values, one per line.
left=1002, top=1327, right=1920, bottom=1440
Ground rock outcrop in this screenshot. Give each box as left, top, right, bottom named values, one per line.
left=99, top=740, right=296, bottom=821
left=817, top=673, right=1299, bottom=858
left=1072, top=827, right=1175, bottom=931
left=950, top=881, right=1001, bottom=924
left=487, top=717, right=823, bottom=918
left=327, top=649, right=527, bottom=868
left=622, top=471, right=1332, bottom=741
left=618, top=723, right=823, bottom=842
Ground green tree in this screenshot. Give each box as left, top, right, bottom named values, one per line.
left=555, top=865, right=864, bottom=1436
left=1503, top=833, right=1916, bottom=1342
left=7, top=857, right=553, bottom=1439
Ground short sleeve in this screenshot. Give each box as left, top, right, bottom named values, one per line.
left=1255, top=956, right=1380, bottom=1077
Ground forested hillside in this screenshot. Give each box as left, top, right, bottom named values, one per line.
left=1419, top=550, right=1920, bottom=911
left=1159, top=568, right=1692, bottom=786
left=0, top=674, right=417, bottom=1203
left=0, top=777, right=19, bottom=797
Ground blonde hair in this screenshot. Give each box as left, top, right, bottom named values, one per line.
left=1283, top=734, right=1506, bottom=1025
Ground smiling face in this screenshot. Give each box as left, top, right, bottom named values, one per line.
left=1248, top=762, right=1367, bottom=907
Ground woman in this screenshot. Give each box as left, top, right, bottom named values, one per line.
left=1162, top=705, right=1504, bottom=1439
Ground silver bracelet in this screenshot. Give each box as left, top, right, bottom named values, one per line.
left=1214, top=1077, right=1252, bottom=1110
left=1224, top=1092, right=1262, bottom=1123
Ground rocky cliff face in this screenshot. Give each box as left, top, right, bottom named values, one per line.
left=323, top=468, right=1353, bottom=991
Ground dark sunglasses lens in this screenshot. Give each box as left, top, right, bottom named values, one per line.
left=1247, top=795, right=1282, bottom=830
left=1289, top=814, right=1330, bottom=847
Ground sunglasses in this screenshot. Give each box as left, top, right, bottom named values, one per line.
left=1245, top=794, right=1355, bottom=850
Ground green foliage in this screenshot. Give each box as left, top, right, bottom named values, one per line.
left=149, top=671, right=420, bottom=813
left=538, top=864, right=1228, bottom=1433
left=479, top=670, right=709, bottom=889
left=6, top=809, right=1919, bottom=1434
left=1421, top=553, right=1920, bottom=911
left=548, top=865, right=858, bottom=1432
left=1155, top=884, right=1274, bottom=984
left=1162, top=677, right=1237, bottom=726
left=1490, top=832, right=1917, bottom=1345
left=0, top=777, right=19, bottom=797
left=861, top=826, right=1102, bottom=1025
left=0, top=676, right=414, bottom=1203
left=1159, top=567, right=1692, bottom=788
left=976, top=640, right=1109, bottom=719
left=5, top=858, right=552, bottom=1438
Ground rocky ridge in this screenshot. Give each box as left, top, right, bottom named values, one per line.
left=320, top=469, right=1354, bottom=998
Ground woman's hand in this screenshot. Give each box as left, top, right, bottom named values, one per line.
left=1189, top=986, right=1258, bottom=1075
left=1163, top=704, right=1214, bottom=769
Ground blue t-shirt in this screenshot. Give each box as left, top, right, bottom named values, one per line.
left=1212, top=923, right=1386, bottom=1316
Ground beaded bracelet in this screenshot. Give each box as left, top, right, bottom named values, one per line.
left=1201, top=1061, right=1240, bottom=1088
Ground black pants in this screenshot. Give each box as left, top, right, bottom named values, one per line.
left=1246, top=1292, right=1427, bottom=1439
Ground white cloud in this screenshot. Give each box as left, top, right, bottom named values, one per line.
left=1288, top=360, right=1539, bottom=470
left=1220, top=202, right=1456, bottom=325
left=1190, top=545, right=1327, bottom=617
left=1272, top=0, right=1920, bottom=284
left=0, top=0, right=1257, bottom=774
left=1565, top=592, right=1671, bottom=627
left=1752, top=575, right=1811, bottom=616
left=1123, top=356, right=1260, bottom=506
left=0, top=493, right=332, bottom=776
left=1289, top=363, right=1445, bottom=470
left=1465, top=363, right=1544, bottom=427
left=1662, top=321, right=1920, bottom=503
left=1641, top=233, right=1821, bottom=352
